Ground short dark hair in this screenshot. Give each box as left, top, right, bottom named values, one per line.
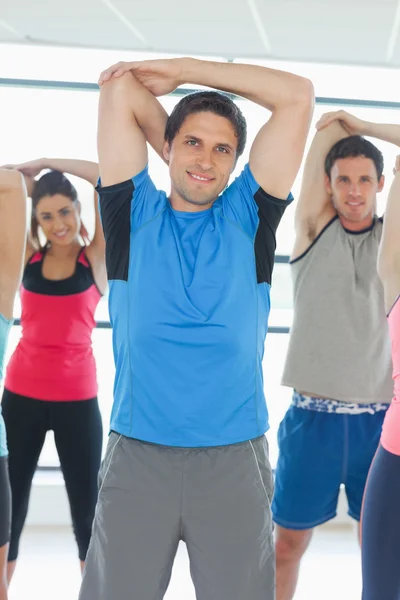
left=165, top=91, right=247, bottom=158
left=324, top=135, right=384, bottom=179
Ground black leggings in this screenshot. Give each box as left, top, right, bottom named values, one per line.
left=1, top=389, right=103, bottom=562
left=0, top=456, right=11, bottom=548
left=362, top=444, right=400, bottom=600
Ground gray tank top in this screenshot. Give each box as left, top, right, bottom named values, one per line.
left=281, top=216, right=393, bottom=403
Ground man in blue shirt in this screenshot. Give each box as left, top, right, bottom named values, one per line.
left=79, top=57, right=314, bottom=600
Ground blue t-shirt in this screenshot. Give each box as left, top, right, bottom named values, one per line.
left=98, top=164, right=292, bottom=447
left=0, top=313, right=12, bottom=456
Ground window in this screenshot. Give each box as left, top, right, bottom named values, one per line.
left=1, top=44, right=399, bottom=468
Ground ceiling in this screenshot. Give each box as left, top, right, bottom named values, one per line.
left=2, top=0, right=400, bottom=68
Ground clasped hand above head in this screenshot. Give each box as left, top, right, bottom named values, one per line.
left=316, top=110, right=367, bottom=136
left=98, top=58, right=185, bottom=97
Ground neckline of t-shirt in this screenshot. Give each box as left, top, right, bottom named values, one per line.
left=342, top=216, right=378, bottom=235
left=168, top=203, right=213, bottom=219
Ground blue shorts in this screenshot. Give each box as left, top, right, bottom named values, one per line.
left=272, top=394, right=388, bottom=529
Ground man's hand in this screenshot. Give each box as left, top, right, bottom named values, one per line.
left=316, top=110, right=367, bottom=136
left=98, top=59, right=184, bottom=96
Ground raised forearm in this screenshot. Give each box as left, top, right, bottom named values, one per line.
left=296, top=120, right=349, bottom=220
left=360, top=121, right=400, bottom=147
left=304, top=121, right=349, bottom=180
left=121, top=75, right=169, bottom=160
left=42, top=159, right=99, bottom=186
left=135, top=93, right=168, bottom=161
left=179, top=58, right=313, bottom=110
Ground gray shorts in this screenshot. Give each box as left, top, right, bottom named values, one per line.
left=78, top=432, right=275, bottom=600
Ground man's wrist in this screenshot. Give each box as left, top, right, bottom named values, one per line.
left=176, top=57, right=198, bottom=86
left=360, top=121, right=376, bottom=137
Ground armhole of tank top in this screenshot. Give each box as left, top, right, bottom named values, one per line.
left=26, top=251, right=43, bottom=266
left=290, top=216, right=338, bottom=265
left=77, top=245, right=87, bottom=260
left=79, top=247, right=104, bottom=298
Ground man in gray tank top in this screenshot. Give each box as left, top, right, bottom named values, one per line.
left=272, top=110, right=397, bottom=600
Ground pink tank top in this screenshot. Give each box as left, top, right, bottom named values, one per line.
left=5, top=249, right=102, bottom=401
left=381, top=295, right=400, bottom=455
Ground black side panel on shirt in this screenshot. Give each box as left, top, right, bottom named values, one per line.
left=97, top=179, right=134, bottom=282
left=254, top=188, right=291, bottom=285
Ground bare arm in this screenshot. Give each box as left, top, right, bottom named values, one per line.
left=85, top=189, right=107, bottom=295
left=98, top=73, right=169, bottom=187
left=4, top=158, right=99, bottom=187
left=319, top=111, right=400, bottom=148
left=7, top=158, right=106, bottom=282
left=362, top=122, right=400, bottom=146
left=378, top=157, right=400, bottom=313
left=0, top=170, right=27, bottom=319
left=291, top=120, right=349, bottom=259
left=40, top=158, right=99, bottom=186
left=180, top=59, right=314, bottom=198
left=291, top=109, right=400, bottom=261
left=99, top=58, right=314, bottom=197
left=35, top=159, right=107, bottom=292
left=34, top=158, right=105, bottom=253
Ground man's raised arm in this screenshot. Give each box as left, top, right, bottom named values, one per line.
left=98, top=58, right=314, bottom=197
left=98, top=71, right=168, bottom=187
left=291, top=120, right=349, bottom=258
left=172, top=59, right=314, bottom=199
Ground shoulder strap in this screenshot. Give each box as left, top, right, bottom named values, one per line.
left=28, top=251, right=44, bottom=265
left=77, top=246, right=90, bottom=268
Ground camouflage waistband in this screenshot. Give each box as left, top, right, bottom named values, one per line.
left=292, top=391, right=390, bottom=415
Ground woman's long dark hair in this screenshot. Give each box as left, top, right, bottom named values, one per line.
left=30, top=170, right=89, bottom=251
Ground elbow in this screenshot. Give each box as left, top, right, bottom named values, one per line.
left=270, top=75, right=314, bottom=114
left=99, top=72, right=138, bottom=106
left=271, top=74, right=314, bottom=111
left=0, top=169, right=25, bottom=192
left=293, top=76, right=315, bottom=108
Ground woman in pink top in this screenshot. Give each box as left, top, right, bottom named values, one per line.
left=362, top=155, right=400, bottom=599
left=0, top=158, right=107, bottom=584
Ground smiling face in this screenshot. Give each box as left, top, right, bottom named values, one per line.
left=35, top=194, right=81, bottom=246
left=326, top=156, right=384, bottom=230
left=163, top=111, right=238, bottom=211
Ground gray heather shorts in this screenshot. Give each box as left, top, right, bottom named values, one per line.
left=78, top=432, right=275, bottom=600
